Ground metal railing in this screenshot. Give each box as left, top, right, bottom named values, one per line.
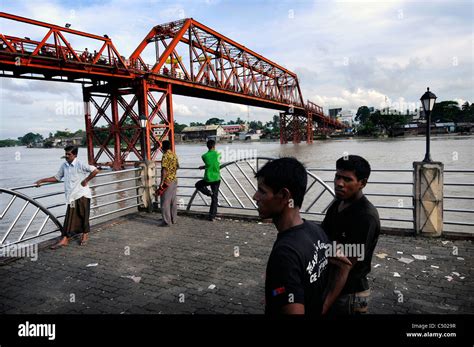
left=0, top=167, right=144, bottom=248
left=308, top=168, right=415, bottom=227
left=307, top=168, right=474, bottom=233
left=163, top=157, right=335, bottom=220
left=166, top=159, right=473, bottom=234
left=443, top=169, right=474, bottom=231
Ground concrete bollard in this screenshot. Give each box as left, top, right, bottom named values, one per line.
left=136, top=160, right=156, bottom=213
left=413, top=161, right=444, bottom=237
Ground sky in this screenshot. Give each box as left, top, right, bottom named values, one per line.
left=0, top=0, right=473, bottom=139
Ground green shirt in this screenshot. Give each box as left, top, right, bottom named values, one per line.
left=202, top=149, right=221, bottom=182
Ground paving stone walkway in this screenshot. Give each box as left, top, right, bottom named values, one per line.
left=0, top=212, right=472, bottom=314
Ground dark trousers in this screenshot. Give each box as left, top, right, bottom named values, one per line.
left=63, top=196, right=90, bottom=238
left=327, top=290, right=370, bottom=315
left=195, top=180, right=220, bottom=219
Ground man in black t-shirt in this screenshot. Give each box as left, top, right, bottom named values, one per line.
left=321, top=155, right=380, bottom=315
left=253, top=157, right=334, bottom=315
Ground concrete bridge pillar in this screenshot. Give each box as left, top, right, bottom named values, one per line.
left=136, top=160, right=156, bottom=212
left=413, top=161, right=444, bottom=236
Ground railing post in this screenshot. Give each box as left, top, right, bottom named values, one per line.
left=136, top=160, right=156, bottom=212
left=413, top=161, right=444, bottom=236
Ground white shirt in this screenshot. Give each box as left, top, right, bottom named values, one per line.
left=54, top=158, right=97, bottom=204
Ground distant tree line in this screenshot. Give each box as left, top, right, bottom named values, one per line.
left=188, top=115, right=280, bottom=137
left=5, top=100, right=470, bottom=147
left=355, top=100, right=473, bottom=136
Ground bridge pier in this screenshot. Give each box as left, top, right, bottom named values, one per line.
left=83, top=81, right=175, bottom=169
left=279, top=111, right=313, bottom=144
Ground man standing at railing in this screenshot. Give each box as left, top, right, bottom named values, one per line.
left=195, top=139, right=221, bottom=221
left=158, top=140, right=179, bottom=227
left=34, top=145, right=99, bottom=249
left=321, top=155, right=380, bottom=315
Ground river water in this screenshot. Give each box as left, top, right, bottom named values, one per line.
left=0, top=135, right=472, bottom=246
left=1, top=135, right=472, bottom=185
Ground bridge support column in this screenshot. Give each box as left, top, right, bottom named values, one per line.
left=292, top=115, right=301, bottom=144
left=280, top=112, right=310, bottom=144
left=137, top=80, right=151, bottom=162
left=83, top=81, right=175, bottom=169
left=413, top=161, right=444, bottom=236
left=280, top=112, right=288, bottom=144
left=83, top=90, right=95, bottom=167
left=110, top=91, right=122, bottom=170
left=166, top=84, right=175, bottom=152
left=306, top=112, right=314, bottom=144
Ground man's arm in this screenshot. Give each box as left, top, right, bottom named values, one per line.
left=199, top=153, right=207, bottom=170
left=322, top=255, right=355, bottom=315
left=81, top=169, right=100, bottom=187
left=35, top=177, right=59, bottom=187
left=160, top=167, right=168, bottom=186
left=281, top=303, right=305, bottom=314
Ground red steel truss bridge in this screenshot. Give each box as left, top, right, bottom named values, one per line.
left=0, top=12, right=345, bottom=169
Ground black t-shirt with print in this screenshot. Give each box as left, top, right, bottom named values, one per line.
left=322, top=195, right=381, bottom=294
left=265, top=220, right=329, bottom=315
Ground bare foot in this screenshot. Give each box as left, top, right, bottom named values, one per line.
left=79, top=233, right=89, bottom=246
left=50, top=237, right=69, bottom=250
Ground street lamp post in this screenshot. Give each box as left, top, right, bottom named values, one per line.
left=139, top=114, right=148, bottom=161
left=420, top=87, right=437, bottom=162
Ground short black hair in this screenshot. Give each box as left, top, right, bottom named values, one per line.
left=336, top=155, right=371, bottom=181
left=255, top=157, right=307, bottom=207
left=64, top=145, right=78, bottom=155
left=207, top=139, right=216, bottom=149
left=162, top=140, right=171, bottom=151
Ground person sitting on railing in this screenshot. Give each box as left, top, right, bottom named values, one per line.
left=163, top=65, right=169, bottom=76
left=321, top=155, right=380, bottom=315
left=157, top=140, right=179, bottom=227
left=252, top=157, right=332, bottom=315
left=34, top=145, right=99, bottom=249
left=81, top=48, right=90, bottom=62
left=195, top=139, right=221, bottom=221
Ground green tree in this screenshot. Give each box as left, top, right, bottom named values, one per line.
left=205, top=117, right=225, bottom=125
left=174, top=122, right=188, bottom=133
left=371, top=110, right=408, bottom=135
left=461, top=102, right=474, bottom=122
left=0, top=139, right=20, bottom=147
left=272, top=115, right=280, bottom=129
left=461, top=101, right=470, bottom=112
left=355, top=106, right=371, bottom=124
left=18, top=132, right=43, bottom=145
left=54, top=130, right=74, bottom=138
left=431, top=101, right=460, bottom=122
left=235, top=117, right=245, bottom=125
left=249, top=120, right=263, bottom=131
left=190, top=122, right=204, bottom=127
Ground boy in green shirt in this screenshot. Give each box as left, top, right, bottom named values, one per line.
left=195, top=139, right=221, bottom=221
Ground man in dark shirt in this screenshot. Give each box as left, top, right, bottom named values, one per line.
left=321, top=155, right=380, bottom=315
left=253, top=157, right=334, bottom=315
